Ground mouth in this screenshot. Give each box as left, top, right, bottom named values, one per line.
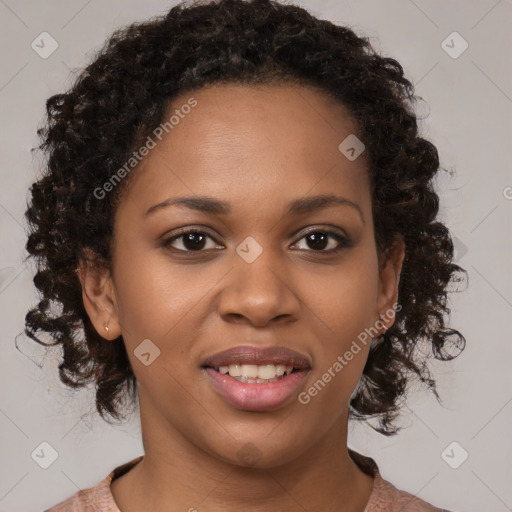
left=202, top=345, right=311, bottom=411
left=209, top=363, right=297, bottom=383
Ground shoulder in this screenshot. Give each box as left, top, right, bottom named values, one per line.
left=43, top=456, right=143, bottom=512
left=43, top=476, right=114, bottom=512
left=369, top=474, right=453, bottom=512
left=43, top=482, right=111, bottom=512
left=348, top=449, right=454, bottom=512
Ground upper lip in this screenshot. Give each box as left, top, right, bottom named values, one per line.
left=203, top=345, right=311, bottom=370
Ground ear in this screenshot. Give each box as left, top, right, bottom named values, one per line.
left=76, top=251, right=121, bottom=340
left=376, top=236, right=405, bottom=333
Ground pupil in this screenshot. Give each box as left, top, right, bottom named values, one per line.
left=308, top=232, right=327, bottom=250
left=185, top=233, right=205, bottom=250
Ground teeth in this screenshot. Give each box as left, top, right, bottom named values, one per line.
left=275, top=364, right=286, bottom=376
left=228, top=364, right=241, bottom=377
left=241, top=365, right=259, bottom=378
left=232, top=376, right=280, bottom=384
left=217, top=363, right=297, bottom=381
left=256, top=364, right=276, bottom=379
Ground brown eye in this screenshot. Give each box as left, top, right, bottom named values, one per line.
left=293, top=230, right=351, bottom=253
left=163, top=230, right=220, bottom=252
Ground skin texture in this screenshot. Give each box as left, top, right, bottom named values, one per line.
left=79, top=84, right=405, bottom=512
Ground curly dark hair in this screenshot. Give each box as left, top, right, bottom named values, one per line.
left=22, top=0, right=466, bottom=435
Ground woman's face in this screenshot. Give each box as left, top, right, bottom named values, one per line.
left=84, top=83, right=403, bottom=468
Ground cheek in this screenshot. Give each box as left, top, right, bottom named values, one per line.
left=114, top=261, right=203, bottom=413
left=112, top=246, right=198, bottom=340
left=300, top=289, right=375, bottom=417
left=313, top=251, right=380, bottom=338
left=111, top=246, right=219, bottom=392
left=304, top=249, right=379, bottom=391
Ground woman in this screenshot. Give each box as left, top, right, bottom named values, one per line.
left=24, top=0, right=466, bottom=510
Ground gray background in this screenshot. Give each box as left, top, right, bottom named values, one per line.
left=1, top=1, right=511, bottom=511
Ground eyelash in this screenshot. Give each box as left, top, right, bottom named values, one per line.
left=162, top=227, right=352, bottom=255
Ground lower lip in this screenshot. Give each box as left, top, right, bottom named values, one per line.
left=204, top=368, right=309, bottom=412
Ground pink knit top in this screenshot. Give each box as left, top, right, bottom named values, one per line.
left=44, top=451, right=452, bottom=511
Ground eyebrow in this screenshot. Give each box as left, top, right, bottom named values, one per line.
left=145, top=194, right=364, bottom=223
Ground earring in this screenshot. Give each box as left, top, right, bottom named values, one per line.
left=104, top=322, right=109, bottom=332
left=378, top=313, right=388, bottom=337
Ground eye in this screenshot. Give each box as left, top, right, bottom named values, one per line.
left=292, top=229, right=352, bottom=253
left=163, top=229, right=222, bottom=252
left=162, top=227, right=352, bottom=254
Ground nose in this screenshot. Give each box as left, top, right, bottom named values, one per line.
left=217, top=248, right=301, bottom=328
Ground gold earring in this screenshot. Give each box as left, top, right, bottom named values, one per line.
left=105, top=322, right=109, bottom=332
left=379, top=313, right=387, bottom=336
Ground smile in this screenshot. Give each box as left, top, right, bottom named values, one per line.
left=216, top=363, right=294, bottom=383
left=202, top=345, right=311, bottom=411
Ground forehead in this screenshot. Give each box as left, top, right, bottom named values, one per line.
left=118, top=83, right=370, bottom=216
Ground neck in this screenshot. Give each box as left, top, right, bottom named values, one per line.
left=111, top=396, right=374, bottom=512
